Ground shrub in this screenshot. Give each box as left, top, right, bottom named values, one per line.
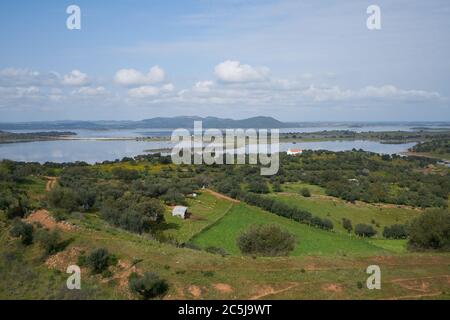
left=248, top=179, right=270, bottom=194
left=35, top=229, right=63, bottom=255
left=6, top=196, right=29, bottom=219
left=112, top=168, right=140, bottom=181
left=300, top=187, right=311, bottom=197
left=86, top=248, right=115, bottom=274
left=357, top=281, right=363, bottom=289
left=272, top=181, right=282, bottom=192
left=310, top=216, right=334, bottom=230
left=355, top=224, right=377, bottom=237
left=9, top=220, right=33, bottom=245
left=342, top=218, right=353, bottom=232
left=408, top=209, right=450, bottom=251
left=128, top=272, right=168, bottom=300
left=320, top=218, right=334, bottom=231
left=237, top=224, right=296, bottom=257
left=383, top=224, right=408, bottom=239
left=47, top=187, right=79, bottom=213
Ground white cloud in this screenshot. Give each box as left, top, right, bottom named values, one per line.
left=0, top=68, right=60, bottom=87
left=302, top=84, right=441, bottom=102
left=357, top=85, right=440, bottom=100
left=193, top=80, right=214, bottom=93
left=74, top=86, right=106, bottom=96
left=161, top=83, right=174, bottom=92
left=214, top=60, right=269, bottom=83
left=62, top=70, right=89, bottom=86
left=0, top=68, right=39, bottom=78
left=128, top=86, right=160, bottom=98
left=114, top=66, right=165, bottom=86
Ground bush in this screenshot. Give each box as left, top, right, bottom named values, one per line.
left=355, top=224, right=377, bottom=237
left=35, top=229, right=63, bottom=255
left=383, top=224, right=408, bottom=239
left=300, top=187, right=311, bottom=197
left=248, top=179, right=270, bottom=194
left=310, top=216, right=334, bottom=230
left=6, top=196, right=29, bottom=219
left=112, top=168, right=140, bottom=181
left=86, top=248, right=116, bottom=274
left=47, top=187, right=79, bottom=213
left=128, top=272, right=168, bottom=300
left=272, top=181, right=282, bottom=192
left=408, top=209, right=450, bottom=251
left=237, top=224, right=296, bottom=257
left=342, top=218, right=353, bottom=232
left=9, top=220, right=33, bottom=245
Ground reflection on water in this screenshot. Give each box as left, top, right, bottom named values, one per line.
left=0, top=139, right=416, bottom=164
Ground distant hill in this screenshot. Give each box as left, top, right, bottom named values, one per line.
left=0, top=116, right=293, bottom=130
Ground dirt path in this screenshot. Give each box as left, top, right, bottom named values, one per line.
left=384, top=292, right=443, bottom=300
left=44, top=176, right=57, bottom=191
left=249, top=283, right=299, bottom=300
left=204, top=189, right=240, bottom=203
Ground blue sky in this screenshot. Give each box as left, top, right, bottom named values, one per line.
left=0, top=0, right=449, bottom=121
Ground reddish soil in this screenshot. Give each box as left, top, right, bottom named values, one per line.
left=25, top=209, right=74, bottom=231
left=204, top=189, right=240, bottom=203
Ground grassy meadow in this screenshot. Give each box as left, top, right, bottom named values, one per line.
left=269, top=182, right=421, bottom=234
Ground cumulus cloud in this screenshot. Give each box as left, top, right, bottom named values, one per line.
left=73, top=86, right=106, bottom=96
left=214, top=60, right=269, bottom=83
left=62, top=70, right=89, bottom=86
left=193, top=80, right=214, bottom=93
left=0, top=68, right=59, bottom=87
left=161, top=83, right=175, bottom=92
left=128, top=86, right=160, bottom=98
left=0, top=64, right=443, bottom=113
left=114, top=66, right=165, bottom=86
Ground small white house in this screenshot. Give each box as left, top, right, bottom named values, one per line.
left=172, top=206, right=188, bottom=219
left=287, top=148, right=303, bottom=156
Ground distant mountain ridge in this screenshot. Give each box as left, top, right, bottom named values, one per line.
left=0, top=116, right=293, bottom=130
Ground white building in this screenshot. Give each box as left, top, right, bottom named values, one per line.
left=287, top=148, right=303, bottom=155
left=172, top=206, right=188, bottom=219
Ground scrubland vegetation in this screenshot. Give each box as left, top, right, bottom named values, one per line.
left=0, top=150, right=449, bottom=299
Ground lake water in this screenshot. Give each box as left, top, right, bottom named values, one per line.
left=0, top=138, right=416, bottom=164
left=7, top=124, right=432, bottom=138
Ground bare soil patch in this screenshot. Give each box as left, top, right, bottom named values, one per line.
left=204, top=189, right=240, bottom=203
left=188, top=285, right=202, bottom=298
left=322, top=283, right=343, bottom=293
left=213, top=283, right=233, bottom=294
left=249, top=283, right=299, bottom=300
left=45, top=246, right=83, bottom=271
left=25, top=209, right=75, bottom=231
left=105, top=259, right=140, bottom=294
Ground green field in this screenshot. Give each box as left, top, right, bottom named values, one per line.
left=190, top=202, right=390, bottom=256
left=280, top=182, right=327, bottom=195
left=161, top=192, right=233, bottom=243
left=269, top=182, right=421, bottom=235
